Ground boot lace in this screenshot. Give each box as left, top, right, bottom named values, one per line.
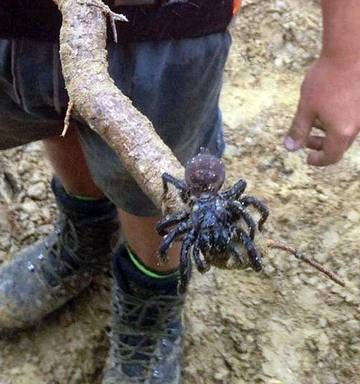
left=107, top=286, right=184, bottom=382
left=35, top=213, right=118, bottom=290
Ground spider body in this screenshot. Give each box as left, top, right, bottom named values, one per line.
left=191, top=194, right=233, bottom=255
left=157, top=150, right=269, bottom=293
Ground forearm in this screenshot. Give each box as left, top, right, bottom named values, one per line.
left=321, top=0, right=360, bottom=62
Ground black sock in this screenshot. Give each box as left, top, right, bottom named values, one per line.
left=113, top=245, right=179, bottom=296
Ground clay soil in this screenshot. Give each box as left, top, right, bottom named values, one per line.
left=0, top=1, right=359, bottom=383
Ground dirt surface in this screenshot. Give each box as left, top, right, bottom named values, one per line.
left=0, top=0, right=359, bottom=383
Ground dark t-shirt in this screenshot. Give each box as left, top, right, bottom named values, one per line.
left=0, top=0, right=234, bottom=42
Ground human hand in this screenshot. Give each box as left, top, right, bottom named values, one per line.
left=284, top=56, right=360, bottom=166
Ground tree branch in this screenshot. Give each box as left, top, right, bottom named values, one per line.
left=53, top=0, right=185, bottom=214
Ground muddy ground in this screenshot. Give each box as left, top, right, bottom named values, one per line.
left=0, top=0, right=359, bottom=383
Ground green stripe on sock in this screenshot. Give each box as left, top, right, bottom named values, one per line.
left=126, top=246, right=178, bottom=279
left=63, top=186, right=100, bottom=201
left=73, top=194, right=99, bottom=201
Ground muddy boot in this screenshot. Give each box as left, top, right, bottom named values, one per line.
left=103, top=245, right=184, bottom=384
left=0, top=177, right=119, bottom=330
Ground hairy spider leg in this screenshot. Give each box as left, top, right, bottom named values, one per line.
left=239, top=196, right=269, bottom=230
left=156, top=211, right=189, bottom=236
left=162, top=172, right=190, bottom=204
left=220, top=179, right=247, bottom=200
left=236, top=228, right=262, bottom=271
left=158, top=221, right=191, bottom=263
left=178, top=230, right=196, bottom=294
left=228, top=200, right=257, bottom=240
left=192, top=242, right=210, bottom=273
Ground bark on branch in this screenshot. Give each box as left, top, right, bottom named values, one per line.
left=53, top=0, right=185, bottom=213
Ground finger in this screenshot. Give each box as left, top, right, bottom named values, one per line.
left=307, top=128, right=352, bottom=166
left=306, top=135, right=325, bottom=151
left=284, top=102, right=316, bottom=152
left=307, top=150, right=342, bottom=167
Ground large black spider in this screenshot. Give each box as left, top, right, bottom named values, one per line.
left=156, top=149, right=269, bottom=293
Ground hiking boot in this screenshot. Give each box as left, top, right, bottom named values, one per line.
left=103, top=245, right=184, bottom=384
left=0, top=177, right=119, bottom=330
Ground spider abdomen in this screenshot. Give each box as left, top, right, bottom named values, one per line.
left=197, top=221, right=234, bottom=253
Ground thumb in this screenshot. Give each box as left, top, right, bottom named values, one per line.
left=284, top=101, right=316, bottom=152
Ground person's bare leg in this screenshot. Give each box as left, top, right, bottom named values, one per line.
left=43, top=122, right=104, bottom=199
left=118, top=209, right=180, bottom=273
left=44, top=123, right=178, bottom=272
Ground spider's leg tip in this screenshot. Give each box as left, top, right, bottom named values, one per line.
left=197, top=265, right=211, bottom=274
left=253, top=262, right=263, bottom=272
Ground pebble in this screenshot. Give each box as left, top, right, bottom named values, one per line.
left=318, top=318, right=328, bottom=328
left=268, top=380, right=284, bottom=384
left=346, top=210, right=360, bottom=223
left=27, top=182, right=47, bottom=200
left=23, top=142, right=43, bottom=153
left=214, top=367, right=230, bottom=381
left=18, top=160, right=29, bottom=175
left=345, top=319, right=360, bottom=333
left=317, top=193, right=328, bottom=202
left=22, top=201, right=38, bottom=214
left=224, top=144, right=242, bottom=159
left=29, top=171, right=44, bottom=184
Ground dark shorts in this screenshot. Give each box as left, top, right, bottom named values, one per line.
left=0, top=33, right=231, bottom=215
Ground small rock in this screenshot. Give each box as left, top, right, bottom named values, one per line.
left=345, top=319, right=360, bottom=333
left=41, top=207, right=52, bottom=223
left=18, top=160, right=29, bottom=175
left=214, top=367, right=230, bottom=381
left=268, top=380, right=284, bottom=384
left=22, top=201, right=38, bottom=214
left=29, top=171, right=44, bottom=184
left=318, top=318, right=328, bottom=328
left=224, top=144, right=242, bottom=159
left=27, top=182, right=47, bottom=200
left=350, top=344, right=360, bottom=354
left=0, top=170, right=19, bottom=203
left=274, top=57, right=284, bottom=67
left=346, top=210, right=360, bottom=223
left=317, top=193, right=328, bottom=202
left=23, top=142, right=43, bottom=153
left=245, top=334, right=255, bottom=343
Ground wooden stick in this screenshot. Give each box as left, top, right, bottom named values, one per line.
left=53, top=0, right=185, bottom=214
left=79, top=0, right=128, bottom=43
left=266, top=239, right=346, bottom=287
left=61, top=100, right=74, bottom=137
